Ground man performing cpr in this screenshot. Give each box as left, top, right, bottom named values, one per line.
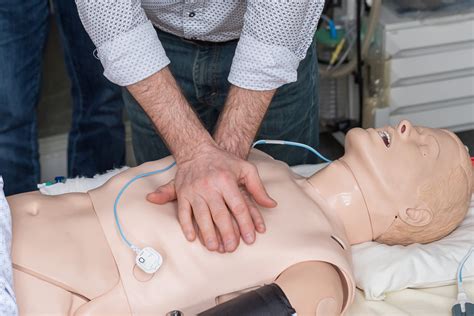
left=76, top=1, right=325, bottom=252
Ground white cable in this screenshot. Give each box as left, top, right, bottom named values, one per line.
left=456, top=247, right=474, bottom=313
left=252, top=140, right=332, bottom=163
left=113, top=161, right=176, bottom=274
left=457, top=246, right=474, bottom=291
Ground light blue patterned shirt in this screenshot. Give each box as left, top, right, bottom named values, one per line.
left=0, top=177, right=17, bottom=315
left=75, top=0, right=324, bottom=89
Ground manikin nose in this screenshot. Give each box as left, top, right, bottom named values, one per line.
left=398, top=120, right=412, bottom=136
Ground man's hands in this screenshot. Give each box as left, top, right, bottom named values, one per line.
left=128, top=69, right=277, bottom=253
left=147, top=144, right=276, bottom=252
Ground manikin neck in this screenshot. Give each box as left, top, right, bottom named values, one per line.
left=305, top=160, right=373, bottom=245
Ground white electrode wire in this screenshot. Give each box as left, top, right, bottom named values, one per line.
left=113, top=161, right=177, bottom=253
left=252, top=140, right=332, bottom=163
left=333, top=33, right=356, bottom=70
left=326, top=24, right=356, bottom=71
left=457, top=246, right=474, bottom=292
left=320, top=0, right=381, bottom=78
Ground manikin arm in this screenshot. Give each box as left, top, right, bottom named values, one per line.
left=200, top=261, right=344, bottom=315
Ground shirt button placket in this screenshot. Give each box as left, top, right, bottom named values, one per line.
left=183, top=1, right=199, bottom=40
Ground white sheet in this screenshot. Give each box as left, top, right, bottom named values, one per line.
left=348, top=281, right=474, bottom=316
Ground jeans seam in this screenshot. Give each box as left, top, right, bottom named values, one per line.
left=30, top=14, right=49, bottom=185
left=54, top=10, right=84, bottom=176
left=211, top=46, right=220, bottom=103
left=192, top=48, right=201, bottom=103
left=27, top=64, right=44, bottom=185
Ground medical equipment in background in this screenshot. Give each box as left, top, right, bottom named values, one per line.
left=452, top=247, right=474, bottom=316
left=113, top=141, right=330, bottom=274
left=317, top=0, right=382, bottom=132
left=363, top=0, right=474, bottom=132
left=317, top=0, right=474, bottom=134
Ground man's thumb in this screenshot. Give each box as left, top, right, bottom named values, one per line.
left=146, top=180, right=177, bottom=204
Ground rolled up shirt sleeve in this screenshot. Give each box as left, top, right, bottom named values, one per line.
left=228, top=1, right=324, bottom=91
left=75, top=0, right=170, bottom=86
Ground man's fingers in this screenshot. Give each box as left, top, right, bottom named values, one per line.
left=208, top=194, right=238, bottom=252
left=195, top=220, right=225, bottom=253
left=215, top=228, right=225, bottom=253
left=177, top=196, right=196, bottom=241
left=194, top=221, right=206, bottom=248
left=192, top=197, right=219, bottom=251
left=241, top=188, right=266, bottom=234
left=222, top=184, right=256, bottom=246
left=146, top=180, right=177, bottom=204
left=242, top=164, right=277, bottom=208
left=171, top=147, right=275, bottom=252
left=231, top=216, right=241, bottom=244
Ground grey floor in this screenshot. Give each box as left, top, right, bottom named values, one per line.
left=38, top=17, right=474, bottom=165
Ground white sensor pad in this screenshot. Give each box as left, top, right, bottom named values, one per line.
left=136, top=247, right=163, bottom=274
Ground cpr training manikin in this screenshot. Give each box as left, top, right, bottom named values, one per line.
left=7, top=121, right=473, bottom=315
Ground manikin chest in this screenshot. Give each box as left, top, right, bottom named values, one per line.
left=88, top=153, right=353, bottom=314
left=10, top=152, right=354, bottom=315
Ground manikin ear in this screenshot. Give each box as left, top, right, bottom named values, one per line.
left=398, top=206, right=434, bottom=227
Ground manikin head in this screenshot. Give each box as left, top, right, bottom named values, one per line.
left=341, top=120, right=472, bottom=245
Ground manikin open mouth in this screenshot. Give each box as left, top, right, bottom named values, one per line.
left=378, top=130, right=391, bottom=148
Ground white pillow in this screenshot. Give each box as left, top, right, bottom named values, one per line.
left=352, top=195, right=474, bottom=300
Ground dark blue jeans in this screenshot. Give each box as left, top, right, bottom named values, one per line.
left=0, top=0, right=125, bottom=196
left=124, top=29, right=319, bottom=166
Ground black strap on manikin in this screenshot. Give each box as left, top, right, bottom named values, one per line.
left=198, top=283, right=296, bottom=316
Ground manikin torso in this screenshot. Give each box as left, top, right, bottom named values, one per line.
left=9, top=151, right=356, bottom=315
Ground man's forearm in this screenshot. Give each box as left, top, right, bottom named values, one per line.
left=131, top=72, right=276, bottom=251
left=127, top=67, right=214, bottom=163
left=214, top=86, right=275, bottom=159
